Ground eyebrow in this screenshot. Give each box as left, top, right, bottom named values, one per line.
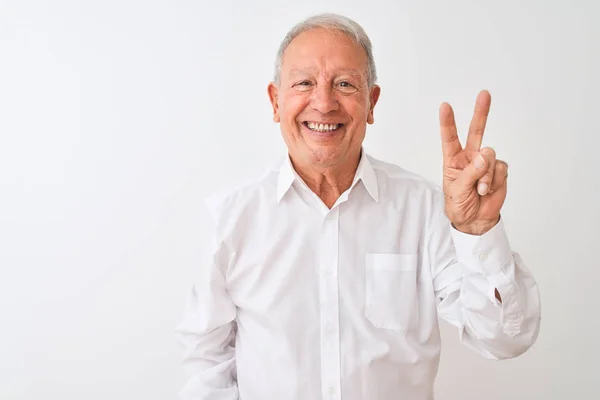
left=288, top=68, right=364, bottom=78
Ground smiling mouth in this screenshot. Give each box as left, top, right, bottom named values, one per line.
left=302, top=121, right=344, bottom=133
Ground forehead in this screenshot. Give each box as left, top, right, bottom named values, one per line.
left=281, top=28, right=368, bottom=78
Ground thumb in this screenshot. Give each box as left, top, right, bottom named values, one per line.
left=455, top=152, right=489, bottom=192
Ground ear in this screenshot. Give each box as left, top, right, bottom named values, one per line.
left=367, top=85, right=381, bottom=124
left=267, top=82, right=280, bottom=123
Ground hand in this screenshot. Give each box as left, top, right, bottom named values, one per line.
left=439, top=90, right=508, bottom=235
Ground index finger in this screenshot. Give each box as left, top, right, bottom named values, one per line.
left=439, top=102, right=462, bottom=163
left=465, top=90, right=492, bottom=151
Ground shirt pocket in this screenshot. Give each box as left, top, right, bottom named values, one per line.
left=365, top=253, right=419, bottom=331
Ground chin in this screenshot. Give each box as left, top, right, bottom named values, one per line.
left=304, top=146, right=345, bottom=167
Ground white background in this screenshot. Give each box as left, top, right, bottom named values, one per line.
left=1, top=0, right=598, bottom=399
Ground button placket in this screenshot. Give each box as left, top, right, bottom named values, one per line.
left=319, top=207, right=341, bottom=400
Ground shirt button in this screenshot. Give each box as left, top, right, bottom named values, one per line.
left=479, top=253, right=488, bottom=261
left=326, top=325, right=335, bottom=335
left=328, top=386, right=335, bottom=395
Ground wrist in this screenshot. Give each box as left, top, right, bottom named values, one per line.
left=453, top=216, right=500, bottom=236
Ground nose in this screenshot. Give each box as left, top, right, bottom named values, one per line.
left=311, top=84, right=339, bottom=114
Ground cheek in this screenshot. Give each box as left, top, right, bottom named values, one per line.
left=344, top=100, right=369, bottom=122
left=281, top=93, right=308, bottom=121
left=340, top=93, right=369, bottom=112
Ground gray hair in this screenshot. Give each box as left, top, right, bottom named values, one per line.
left=273, top=13, right=377, bottom=88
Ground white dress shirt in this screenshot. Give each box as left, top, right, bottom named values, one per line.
left=175, top=150, right=541, bottom=400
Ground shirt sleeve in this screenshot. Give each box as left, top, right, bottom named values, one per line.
left=174, top=201, right=239, bottom=399
left=428, top=193, right=542, bottom=360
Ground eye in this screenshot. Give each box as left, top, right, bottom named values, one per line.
left=294, top=80, right=313, bottom=91
left=336, top=81, right=358, bottom=93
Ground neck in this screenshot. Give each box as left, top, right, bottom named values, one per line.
left=290, top=149, right=361, bottom=209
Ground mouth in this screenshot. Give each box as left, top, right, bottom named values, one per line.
left=302, top=121, right=345, bottom=135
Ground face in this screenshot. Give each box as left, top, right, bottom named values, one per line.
left=268, top=28, right=380, bottom=169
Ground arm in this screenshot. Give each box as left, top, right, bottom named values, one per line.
left=434, top=90, right=541, bottom=358
left=429, top=199, right=541, bottom=360
left=175, top=205, right=238, bottom=399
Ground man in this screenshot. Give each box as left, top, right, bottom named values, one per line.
left=175, top=13, right=541, bottom=400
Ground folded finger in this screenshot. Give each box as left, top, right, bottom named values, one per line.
left=477, top=147, right=496, bottom=195
left=489, top=160, right=508, bottom=194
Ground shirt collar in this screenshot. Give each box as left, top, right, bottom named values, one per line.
left=276, top=148, right=379, bottom=203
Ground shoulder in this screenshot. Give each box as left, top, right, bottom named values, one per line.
left=367, top=154, right=447, bottom=231
left=367, top=154, right=444, bottom=200
left=203, top=159, right=280, bottom=222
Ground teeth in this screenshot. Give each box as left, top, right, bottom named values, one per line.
left=307, top=122, right=340, bottom=132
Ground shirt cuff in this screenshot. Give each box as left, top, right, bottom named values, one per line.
left=449, top=217, right=513, bottom=274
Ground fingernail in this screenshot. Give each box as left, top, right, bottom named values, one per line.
left=478, top=183, right=488, bottom=195
left=475, top=154, right=485, bottom=169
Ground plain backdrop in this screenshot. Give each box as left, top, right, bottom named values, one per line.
left=1, top=0, right=598, bottom=399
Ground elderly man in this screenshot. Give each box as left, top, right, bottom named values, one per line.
left=176, top=13, right=541, bottom=400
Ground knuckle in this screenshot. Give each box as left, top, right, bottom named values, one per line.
left=495, top=161, right=508, bottom=174
left=482, top=147, right=496, bottom=159
left=473, top=128, right=485, bottom=137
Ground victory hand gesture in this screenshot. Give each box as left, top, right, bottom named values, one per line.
left=439, top=90, right=508, bottom=235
